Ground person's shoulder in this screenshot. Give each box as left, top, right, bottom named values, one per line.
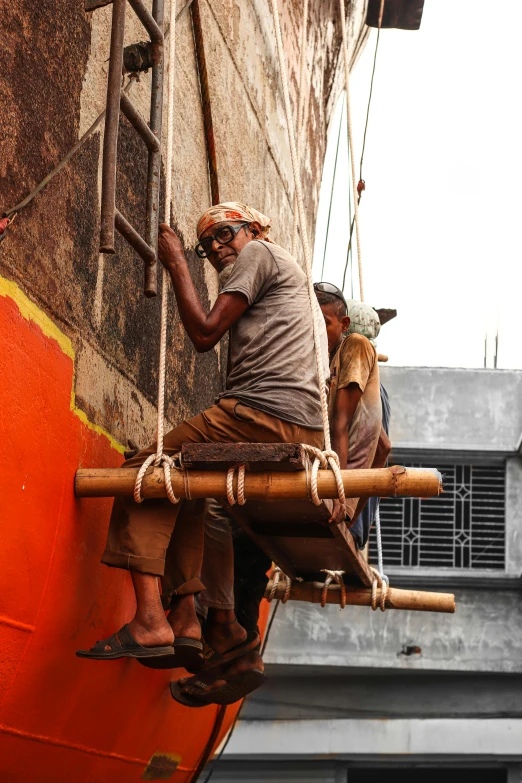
left=237, top=239, right=274, bottom=262
left=341, top=333, right=376, bottom=358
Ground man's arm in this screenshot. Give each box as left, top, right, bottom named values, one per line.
left=329, top=382, right=363, bottom=524
left=158, top=224, right=249, bottom=353
left=350, top=425, right=391, bottom=522
left=331, top=383, right=363, bottom=469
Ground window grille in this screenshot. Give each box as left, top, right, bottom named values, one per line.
left=370, top=463, right=505, bottom=570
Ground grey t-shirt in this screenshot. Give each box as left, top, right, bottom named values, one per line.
left=218, top=239, right=328, bottom=430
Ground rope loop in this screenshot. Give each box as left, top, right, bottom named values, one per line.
left=267, top=566, right=292, bottom=603
left=320, top=569, right=346, bottom=608
left=226, top=463, right=246, bottom=507
left=370, top=566, right=388, bottom=612
left=302, top=445, right=346, bottom=507
left=133, top=452, right=181, bottom=505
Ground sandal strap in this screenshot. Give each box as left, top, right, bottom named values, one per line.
left=90, top=624, right=140, bottom=653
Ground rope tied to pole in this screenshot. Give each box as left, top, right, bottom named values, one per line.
left=302, top=445, right=346, bottom=507
left=320, top=569, right=346, bottom=608
left=267, top=566, right=292, bottom=603
left=226, top=463, right=246, bottom=507
left=370, top=565, right=388, bottom=612
left=133, top=0, right=179, bottom=504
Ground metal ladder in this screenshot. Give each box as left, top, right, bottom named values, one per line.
left=87, top=0, right=165, bottom=297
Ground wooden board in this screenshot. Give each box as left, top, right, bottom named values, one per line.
left=182, top=442, right=374, bottom=587
left=181, top=442, right=307, bottom=472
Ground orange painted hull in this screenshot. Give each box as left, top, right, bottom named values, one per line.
left=0, top=278, right=267, bottom=782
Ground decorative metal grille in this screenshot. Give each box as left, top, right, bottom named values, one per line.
left=370, top=463, right=505, bottom=569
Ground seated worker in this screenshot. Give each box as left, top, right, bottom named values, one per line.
left=174, top=290, right=390, bottom=706
left=78, top=202, right=327, bottom=673
left=313, top=282, right=390, bottom=528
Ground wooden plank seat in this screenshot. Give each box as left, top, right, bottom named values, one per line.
left=181, top=442, right=375, bottom=587
left=74, top=445, right=449, bottom=607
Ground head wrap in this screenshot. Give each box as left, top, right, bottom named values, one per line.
left=196, top=201, right=273, bottom=242
left=346, top=300, right=381, bottom=346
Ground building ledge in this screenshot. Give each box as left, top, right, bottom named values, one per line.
left=384, top=567, right=522, bottom=591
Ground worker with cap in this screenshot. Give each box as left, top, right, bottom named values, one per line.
left=78, top=202, right=328, bottom=704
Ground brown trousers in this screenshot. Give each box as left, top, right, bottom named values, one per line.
left=102, top=397, right=323, bottom=602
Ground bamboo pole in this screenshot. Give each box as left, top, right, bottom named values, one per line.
left=75, top=465, right=442, bottom=500
left=265, top=580, right=456, bottom=614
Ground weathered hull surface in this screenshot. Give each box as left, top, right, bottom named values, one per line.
left=0, top=277, right=269, bottom=782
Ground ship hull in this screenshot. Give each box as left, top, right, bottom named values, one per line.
left=0, top=276, right=266, bottom=782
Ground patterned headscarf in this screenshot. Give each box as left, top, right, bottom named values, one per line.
left=196, top=201, right=273, bottom=241
left=346, top=300, right=381, bottom=346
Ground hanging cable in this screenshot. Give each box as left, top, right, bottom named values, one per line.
left=270, top=0, right=332, bottom=450
left=340, top=0, right=385, bottom=297
left=338, top=0, right=364, bottom=301
left=320, top=94, right=345, bottom=280
left=291, top=0, right=310, bottom=258
left=359, top=0, right=385, bottom=181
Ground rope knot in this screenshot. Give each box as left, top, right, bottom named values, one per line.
left=133, top=452, right=181, bottom=504
left=302, top=445, right=346, bottom=508
left=370, top=566, right=389, bottom=612
left=320, top=569, right=346, bottom=608
left=267, top=566, right=292, bottom=603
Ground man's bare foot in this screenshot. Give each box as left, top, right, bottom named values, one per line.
left=167, top=594, right=202, bottom=642
left=203, top=608, right=247, bottom=655
left=179, top=650, right=264, bottom=696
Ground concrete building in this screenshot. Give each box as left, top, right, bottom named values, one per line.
left=216, top=366, right=522, bottom=783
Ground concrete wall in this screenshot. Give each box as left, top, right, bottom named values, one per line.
left=1, top=0, right=367, bottom=449
left=380, top=366, right=522, bottom=454
left=262, top=586, right=522, bottom=674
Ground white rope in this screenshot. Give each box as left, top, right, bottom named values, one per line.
left=226, top=464, right=246, bottom=506
left=375, top=503, right=385, bottom=578
left=270, top=0, right=332, bottom=451
left=291, top=0, right=310, bottom=258
left=134, top=0, right=179, bottom=505
left=339, top=0, right=364, bottom=302
left=370, top=563, right=388, bottom=612
left=320, top=569, right=346, bottom=608
left=302, top=445, right=346, bottom=507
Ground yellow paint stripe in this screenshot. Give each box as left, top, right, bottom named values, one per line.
left=0, top=275, right=124, bottom=454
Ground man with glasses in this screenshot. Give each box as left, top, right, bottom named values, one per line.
left=314, top=283, right=391, bottom=538
left=79, top=202, right=327, bottom=705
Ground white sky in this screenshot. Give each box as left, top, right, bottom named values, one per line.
left=312, top=0, right=522, bottom=369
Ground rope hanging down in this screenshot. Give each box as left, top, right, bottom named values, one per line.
left=269, top=0, right=331, bottom=454
left=134, top=0, right=179, bottom=504
left=339, top=0, right=364, bottom=302
left=290, top=0, right=310, bottom=258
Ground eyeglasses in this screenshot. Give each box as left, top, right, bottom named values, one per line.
left=195, top=222, right=248, bottom=259
left=313, top=281, right=348, bottom=310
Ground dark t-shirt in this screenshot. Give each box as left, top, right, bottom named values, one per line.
left=219, top=240, right=328, bottom=430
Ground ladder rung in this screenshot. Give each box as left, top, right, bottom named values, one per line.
left=115, top=210, right=156, bottom=266
left=120, top=92, right=160, bottom=152
left=128, top=0, right=163, bottom=44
